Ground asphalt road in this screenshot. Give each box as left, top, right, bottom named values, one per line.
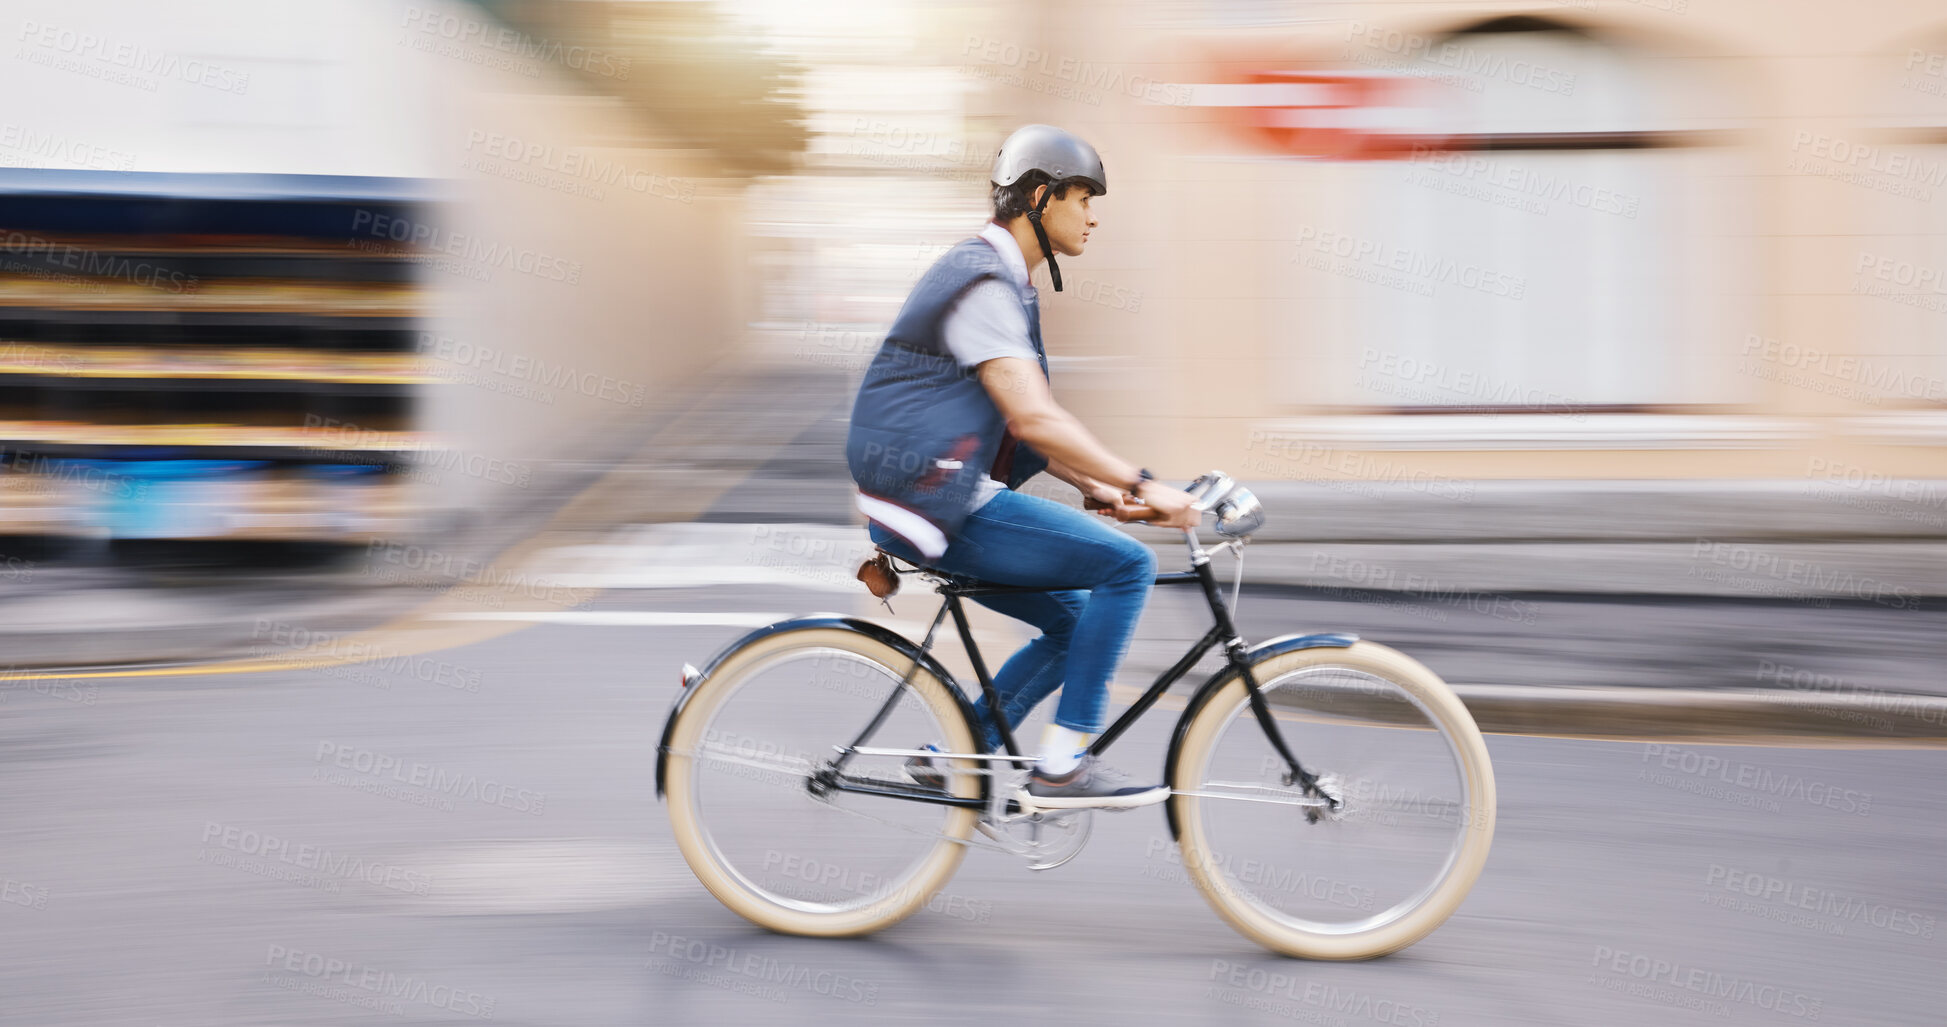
left=2, top=583, right=1941, bottom=1026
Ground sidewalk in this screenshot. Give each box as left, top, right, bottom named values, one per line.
left=1232, top=479, right=1947, bottom=602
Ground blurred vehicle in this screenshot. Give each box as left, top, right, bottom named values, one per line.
left=0, top=170, right=436, bottom=545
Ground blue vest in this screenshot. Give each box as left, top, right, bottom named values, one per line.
left=846, top=235, right=1050, bottom=558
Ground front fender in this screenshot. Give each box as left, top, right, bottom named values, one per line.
left=653, top=614, right=976, bottom=799
left=1162, top=632, right=1358, bottom=839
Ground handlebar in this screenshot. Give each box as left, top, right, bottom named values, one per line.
left=1082, top=470, right=1238, bottom=524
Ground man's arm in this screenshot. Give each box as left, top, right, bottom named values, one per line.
left=979, top=357, right=1136, bottom=488
left=1042, top=457, right=1139, bottom=520
left=1042, top=456, right=1099, bottom=493
left=977, top=356, right=1197, bottom=526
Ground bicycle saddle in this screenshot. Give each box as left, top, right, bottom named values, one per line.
left=860, top=547, right=1002, bottom=596
left=857, top=550, right=902, bottom=598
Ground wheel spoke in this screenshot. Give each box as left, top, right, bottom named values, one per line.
left=674, top=744, right=816, bottom=779
left=1174, top=783, right=1333, bottom=808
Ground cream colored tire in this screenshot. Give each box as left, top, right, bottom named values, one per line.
left=664, top=626, right=980, bottom=937
left=1169, top=641, right=1496, bottom=959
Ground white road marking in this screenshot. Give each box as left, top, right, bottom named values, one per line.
left=525, top=521, right=878, bottom=592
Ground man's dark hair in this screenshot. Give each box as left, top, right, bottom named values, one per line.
left=991, top=170, right=1097, bottom=222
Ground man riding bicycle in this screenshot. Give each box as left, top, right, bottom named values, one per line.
left=846, top=124, right=1197, bottom=810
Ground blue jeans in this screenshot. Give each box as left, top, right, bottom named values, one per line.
left=868, top=488, right=1157, bottom=749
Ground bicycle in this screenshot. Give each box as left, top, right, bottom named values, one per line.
left=655, top=471, right=1496, bottom=959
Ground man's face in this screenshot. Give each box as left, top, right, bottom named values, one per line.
left=1034, top=184, right=1098, bottom=258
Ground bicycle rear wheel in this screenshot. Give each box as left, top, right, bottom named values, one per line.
left=1168, top=641, right=1495, bottom=959
left=663, top=625, right=981, bottom=936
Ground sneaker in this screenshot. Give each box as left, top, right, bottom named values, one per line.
left=905, top=744, right=946, bottom=791
left=1022, top=755, right=1169, bottom=811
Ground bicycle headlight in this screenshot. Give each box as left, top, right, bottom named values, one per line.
left=1212, top=487, right=1265, bottom=538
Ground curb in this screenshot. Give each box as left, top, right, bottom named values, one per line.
left=1450, top=683, right=1947, bottom=745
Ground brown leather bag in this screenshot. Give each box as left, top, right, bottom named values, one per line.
left=856, top=551, right=900, bottom=599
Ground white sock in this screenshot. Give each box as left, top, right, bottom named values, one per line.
left=1036, top=724, right=1090, bottom=777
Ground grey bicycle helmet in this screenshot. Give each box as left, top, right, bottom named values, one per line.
left=992, top=124, right=1106, bottom=291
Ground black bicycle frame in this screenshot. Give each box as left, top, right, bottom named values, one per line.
left=817, top=551, right=1322, bottom=810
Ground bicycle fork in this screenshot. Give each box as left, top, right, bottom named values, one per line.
left=1186, top=529, right=1338, bottom=816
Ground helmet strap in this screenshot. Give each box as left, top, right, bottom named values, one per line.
left=1026, top=186, right=1062, bottom=292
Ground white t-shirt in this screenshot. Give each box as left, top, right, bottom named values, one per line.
left=940, top=222, right=1039, bottom=509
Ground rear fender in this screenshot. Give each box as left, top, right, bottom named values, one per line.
left=653, top=614, right=978, bottom=799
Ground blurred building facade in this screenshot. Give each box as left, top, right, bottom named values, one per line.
left=986, top=2, right=1947, bottom=492
left=745, top=2, right=1947, bottom=469
left=5, top=0, right=1941, bottom=578
left=709, top=0, right=1947, bottom=599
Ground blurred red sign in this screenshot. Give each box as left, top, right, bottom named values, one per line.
left=1210, top=72, right=1446, bottom=161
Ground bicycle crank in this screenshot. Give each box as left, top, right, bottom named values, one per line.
left=979, top=809, right=1094, bottom=871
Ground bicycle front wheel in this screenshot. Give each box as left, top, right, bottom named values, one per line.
left=664, top=625, right=981, bottom=937
left=1169, top=641, right=1496, bottom=959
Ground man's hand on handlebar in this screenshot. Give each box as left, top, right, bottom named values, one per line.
left=1133, top=479, right=1201, bottom=528
left=1081, top=480, right=1132, bottom=515
left=1083, top=478, right=1200, bottom=530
